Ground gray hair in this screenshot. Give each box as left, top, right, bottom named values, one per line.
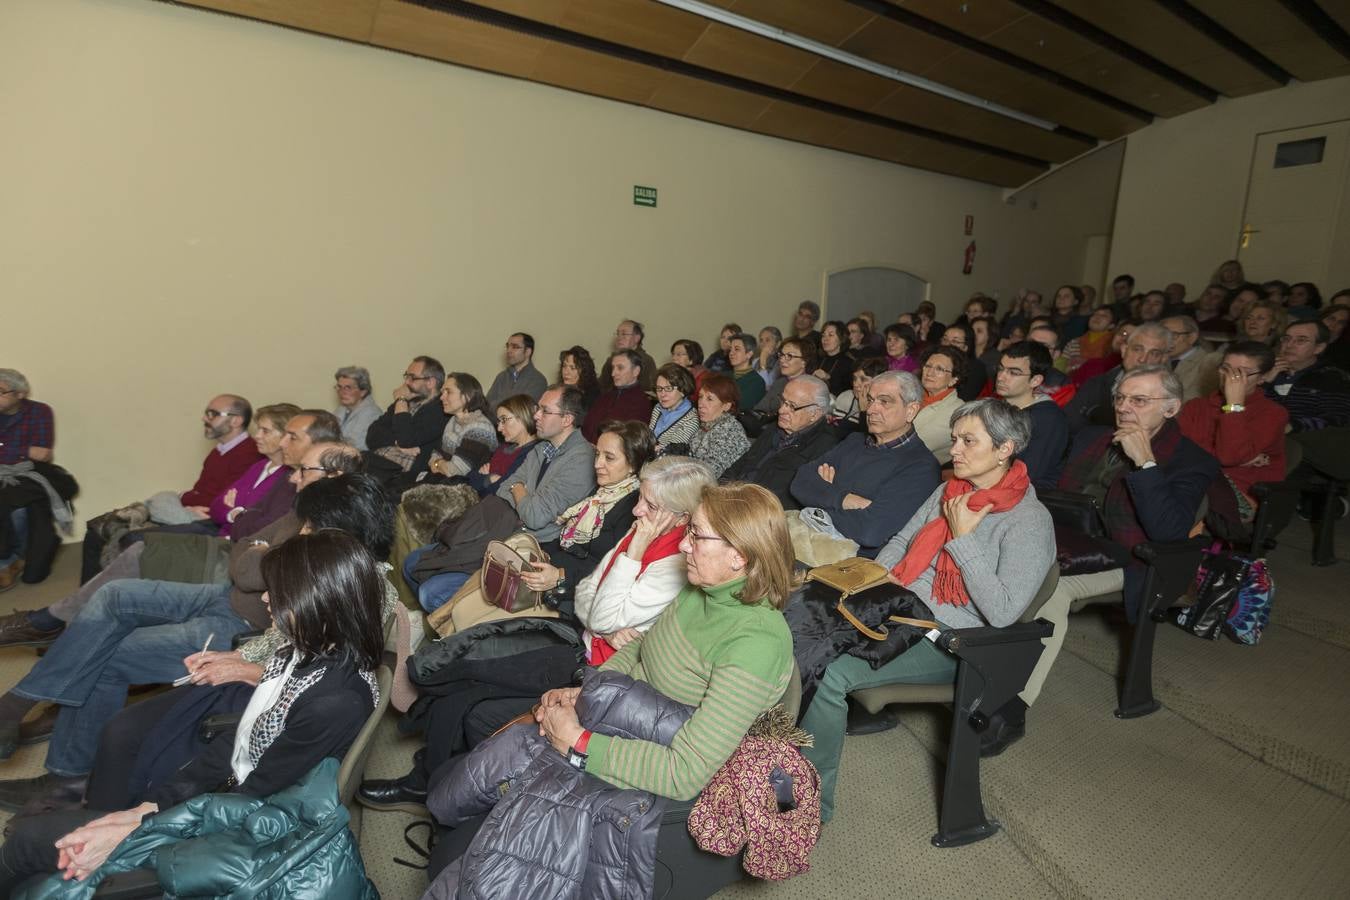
left=317, top=443, right=363, bottom=475
left=333, top=365, right=372, bottom=394
left=949, top=398, right=1031, bottom=455
left=1115, top=364, right=1184, bottom=406
left=789, top=374, right=832, bottom=412
left=0, top=369, right=30, bottom=395
left=870, top=370, right=923, bottom=406
left=1162, top=315, right=1199, bottom=337
left=758, top=325, right=783, bottom=344
left=1130, top=321, right=1175, bottom=353
left=730, top=332, right=758, bottom=355
left=639, top=455, right=715, bottom=516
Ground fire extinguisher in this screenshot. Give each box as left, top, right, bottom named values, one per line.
left=963, top=240, right=976, bottom=275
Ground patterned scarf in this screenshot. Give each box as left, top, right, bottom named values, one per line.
left=555, top=475, right=640, bottom=548
left=891, top=460, right=1030, bottom=606
left=1058, top=419, right=1184, bottom=555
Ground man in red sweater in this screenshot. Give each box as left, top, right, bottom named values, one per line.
left=78, top=395, right=261, bottom=583
left=1177, top=341, right=1287, bottom=512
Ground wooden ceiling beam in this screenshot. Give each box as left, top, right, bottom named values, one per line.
left=1153, top=0, right=1292, bottom=85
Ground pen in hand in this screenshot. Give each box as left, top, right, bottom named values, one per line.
left=173, top=633, right=215, bottom=687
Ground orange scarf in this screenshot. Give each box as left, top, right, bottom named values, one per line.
left=1078, top=330, right=1114, bottom=361
left=890, top=461, right=1030, bottom=606
left=921, top=387, right=955, bottom=408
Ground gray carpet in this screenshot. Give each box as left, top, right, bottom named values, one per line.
left=1, top=522, right=1348, bottom=898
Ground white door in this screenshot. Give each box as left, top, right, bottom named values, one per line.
left=1237, top=120, right=1350, bottom=289
left=826, top=267, right=928, bottom=325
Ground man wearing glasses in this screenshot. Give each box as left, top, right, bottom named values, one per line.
left=1064, top=321, right=1174, bottom=434
left=721, top=375, right=837, bottom=508
left=1261, top=320, right=1350, bottom=498
left=1162, top=315, right=1221, bottom=401
left=1058, top=365, right=1218, bottom=620
left=363, top=356, right=450, bottom=487
left=485, top=333, right=547, bottom=411
left=994, top=342, right=1068, bottom=488
left=498, top=385, right=597, bottom=542
left=752, top=337, right=816, bottom=418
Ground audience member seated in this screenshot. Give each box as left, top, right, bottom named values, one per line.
left=0, top=530, right=384, bottom=896
left=468, top=394, right=538, bottom=497
left=1190, top=284, right=1236, bottom=335
left=0, top=369, right=57, bottom=592
left=912, top=301, right=945, bottom=348
left=913, top=346, right=966, bottom=464
left=206, top=402, right=302, bottom=538
left=1137, top=290, right=1167, bottom=322
left=723, top=331, right=767, bottom=411
left=498, top=385, right=598, bottom=541
left=669, top=339, right=707, bottom=386
left=813, top=320, right=855, bottom=396
left=0, top=472, right=403, bottom=821
left=703, top=323, right=741, bottom=373
left=1058, top=365, right=1219, bottom=620
left=414, top=372, right=498, bottom=487
left=846, top=317, right=884, bottom=358
left=1063, top=306, right=1118, bottom=372
left=971, top=316, right=999, bottom=378
left=1286, top=282, right=1323, bottom=320
left=832, top=356, right=888, bottom=434
left=1224, top=283, right=1263, bottom=331
left=583, top=351, right=654, bottom=443
left=995, top=342, right=1069, bottom=488
left=1320, top=301, right=1350, bottom=372
left=1178, top=341, right=1288, bottom=519
left=0, top=443, right=363, bottom=763
left=722, top=375, right=839, bottom=508
left=792, top=300, right=824, bottom=356
left=1051, top=284, right=1089, bottom=341
left=1071, top=321, right=1128, bottom=387
left=402, top=421, right=651, bottom=617
left=1241, top=300, right=1287, bottom=347
left=754, top=336, right=816, bottom=417
left=790, top=371, right=941, bottom=557
left=363, top=356, right=450, bottom=488
left=559, top=345, right=601, bottom=408
left=883, top=323, right=919, bottom=373
left=78, top=394, right=262, bottom=583
left=755, top=327, right=782, bottom=387
left=649, top=364, right=699, bottom=453
left=485, top=332, right=548, bottom=410
left=1065, top=321, right=1172, bottom=432
left=332, top=365, right=382, bottom=450
left=689, top=374, right=751, bottom=478
left=601, top=320, right=658, bottom=392
left=801, top=398, right=1053, bottom=821
left=1164, top=315, right=1222, bottom=401
left=1261, top=320, right=1350, bottom=489
left=938, top=323, right=985, bottom=400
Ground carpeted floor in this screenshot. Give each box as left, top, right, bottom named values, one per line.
left=1, top=518, right=1348, bottom=898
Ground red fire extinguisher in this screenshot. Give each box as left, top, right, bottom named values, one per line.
left=963, top=240, right=976, bottom=275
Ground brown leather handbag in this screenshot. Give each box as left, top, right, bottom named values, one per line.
left=806, top=557, right=939, bottom=640
left=481, top=532, right=549, bottom=613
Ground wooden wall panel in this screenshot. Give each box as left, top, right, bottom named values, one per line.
left=645, top=74, right=773, bottom=130
left=529, top=43, right=665, bottom=105
left=723, top=0, right=875, bottom=47
left=556, top=0, right=709, bottom=58
left=372, top=1, right=544, bottom=77
left=681, top=23, right=820, bottom=89
left=184, top=0, right=380, bottom=41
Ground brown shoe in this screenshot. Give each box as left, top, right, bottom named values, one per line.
left=0, top=560, right=23, bottom=592
left=0, top=610, right=64, bottom=648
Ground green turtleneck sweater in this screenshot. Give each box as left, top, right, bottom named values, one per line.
left=586, top=577, right=792, bottom=800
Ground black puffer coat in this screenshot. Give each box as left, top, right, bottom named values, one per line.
left=424, top=670, right=694, bottom=899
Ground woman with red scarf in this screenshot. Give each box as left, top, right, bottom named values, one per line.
left=799, top=398, right=1055, bottom=823
left=573, top=456, right=715, bottom=665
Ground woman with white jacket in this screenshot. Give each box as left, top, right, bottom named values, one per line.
left=572, top=455, right=715, bottom=666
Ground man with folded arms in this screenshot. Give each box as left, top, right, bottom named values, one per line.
left=722, top=375, right=837, bottom=508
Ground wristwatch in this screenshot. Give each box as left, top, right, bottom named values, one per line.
left=566, top=730, right=592, bottom=772
left=1221, top=403, right=1246, bottom=413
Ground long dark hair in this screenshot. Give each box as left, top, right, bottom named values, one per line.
left=260, top=531, right=384, bottom=670
left=294, top=473, right=395, bottom=559
left=560, top=346, right=600, bottom=400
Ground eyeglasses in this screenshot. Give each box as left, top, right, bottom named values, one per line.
left=779, top=352, right=804, bottom=361
left=1112, top=393, right=1167, bottom=408
left=403, top=372, right=432, bottom=381
left=654, top=384, right=682, bottom=395
left=687, top=530, right=727, bottom=544
left=779, top=398, right=819, bottom=412
left=504, top=343, right=525, bottom=350
left=996, top=365, right=1029, bottom=378
left=1125, top=344, right=1168, bottom=361
left=334, top=383, right=361, bottom=392
left=537, top=407, right=565, bottom=418
left=296, top=465, right=330, bottom=475
left=203, top=409, right=236, bottom=420
left=1218, top=364, right=1260, bottom=378
left=921, top=364, right=953, bottom=375
left=496, top=414, right=517, bottom=425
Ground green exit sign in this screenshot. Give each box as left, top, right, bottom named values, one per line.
left=633, top=185, right=657, bottom=207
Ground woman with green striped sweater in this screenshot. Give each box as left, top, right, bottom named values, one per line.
left=536, top=482, right=794, bottom=800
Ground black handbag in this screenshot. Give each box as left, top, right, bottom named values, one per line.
left=1175, top=551, right=1248, bottom=640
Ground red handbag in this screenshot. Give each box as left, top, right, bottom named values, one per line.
left=480, top=533, right=549, bottom=613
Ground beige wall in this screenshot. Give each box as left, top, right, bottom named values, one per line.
left=1, top=0, right=1117, bottom=531
left=1108, top=75, right=1350, bottom=295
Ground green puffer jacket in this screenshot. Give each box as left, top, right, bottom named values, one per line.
left=18, top=759, right=375, bottom=900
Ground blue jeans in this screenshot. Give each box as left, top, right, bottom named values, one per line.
left=799, top=641, right=957, bottom=823
left=12, top=579, right=250, bottom=776
left=0, top=508, right=28, bottom=568
left=404, top=544, right=471, bottom=613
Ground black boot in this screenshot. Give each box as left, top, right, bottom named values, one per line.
left=979, top=698, right=1027, bottom=758
left=358, top=747, right=430, bottom=814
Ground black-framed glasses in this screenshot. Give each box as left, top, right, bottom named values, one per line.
left=779, top=352, right=804, bottom=361
left=537, top=407, right=565, bottom=418
left=296, top=465, right=330, bottom=475
left=996, top=365, right=1029, bottom=378
left=403, top=372, right=432, bottom=381
left=779, top=398, right=819, bottom=412
left=654, top=384, right=681, bottom=394
left=1112, top=393, right=1167, bottom=409
left=687, top=530, right=727, bottom=543
left=203, top=409, right=236, bottom=420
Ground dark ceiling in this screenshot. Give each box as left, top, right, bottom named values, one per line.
left=173, top=0, right=1350, bottom=186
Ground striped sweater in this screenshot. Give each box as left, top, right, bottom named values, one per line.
left=587, top=578, right=793, bottom=800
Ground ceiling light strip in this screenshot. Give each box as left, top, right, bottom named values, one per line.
left=653, top=0, right=1059, bottom=132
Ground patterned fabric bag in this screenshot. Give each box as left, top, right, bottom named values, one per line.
left=1176, top=547, right=1274, bottom=645
left=1224, top=557, right=1274, bottom=645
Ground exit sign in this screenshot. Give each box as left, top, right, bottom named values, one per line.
left=633, top=185, right=657, bottom=207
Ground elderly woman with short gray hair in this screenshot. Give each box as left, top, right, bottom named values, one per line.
left=332, top=365, right=381, bottom=450
left=800, top=397, right=1055, bottom=823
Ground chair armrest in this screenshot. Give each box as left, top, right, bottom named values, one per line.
left=937, top=620, right=1054, bottom=653
left=1131, top=537, right=1207, bottom=619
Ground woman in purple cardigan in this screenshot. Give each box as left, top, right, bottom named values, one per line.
left=208, top=403, right=300, bottom=538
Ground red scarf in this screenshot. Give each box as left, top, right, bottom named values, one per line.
left=921, top=386, right=955, bottom=408
left=589, top=525, right=687, bottom=665
left=890, top=461, right=1030, bottom=607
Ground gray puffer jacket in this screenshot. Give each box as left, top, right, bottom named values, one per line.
left=424, top=669, right=694, bottom=899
